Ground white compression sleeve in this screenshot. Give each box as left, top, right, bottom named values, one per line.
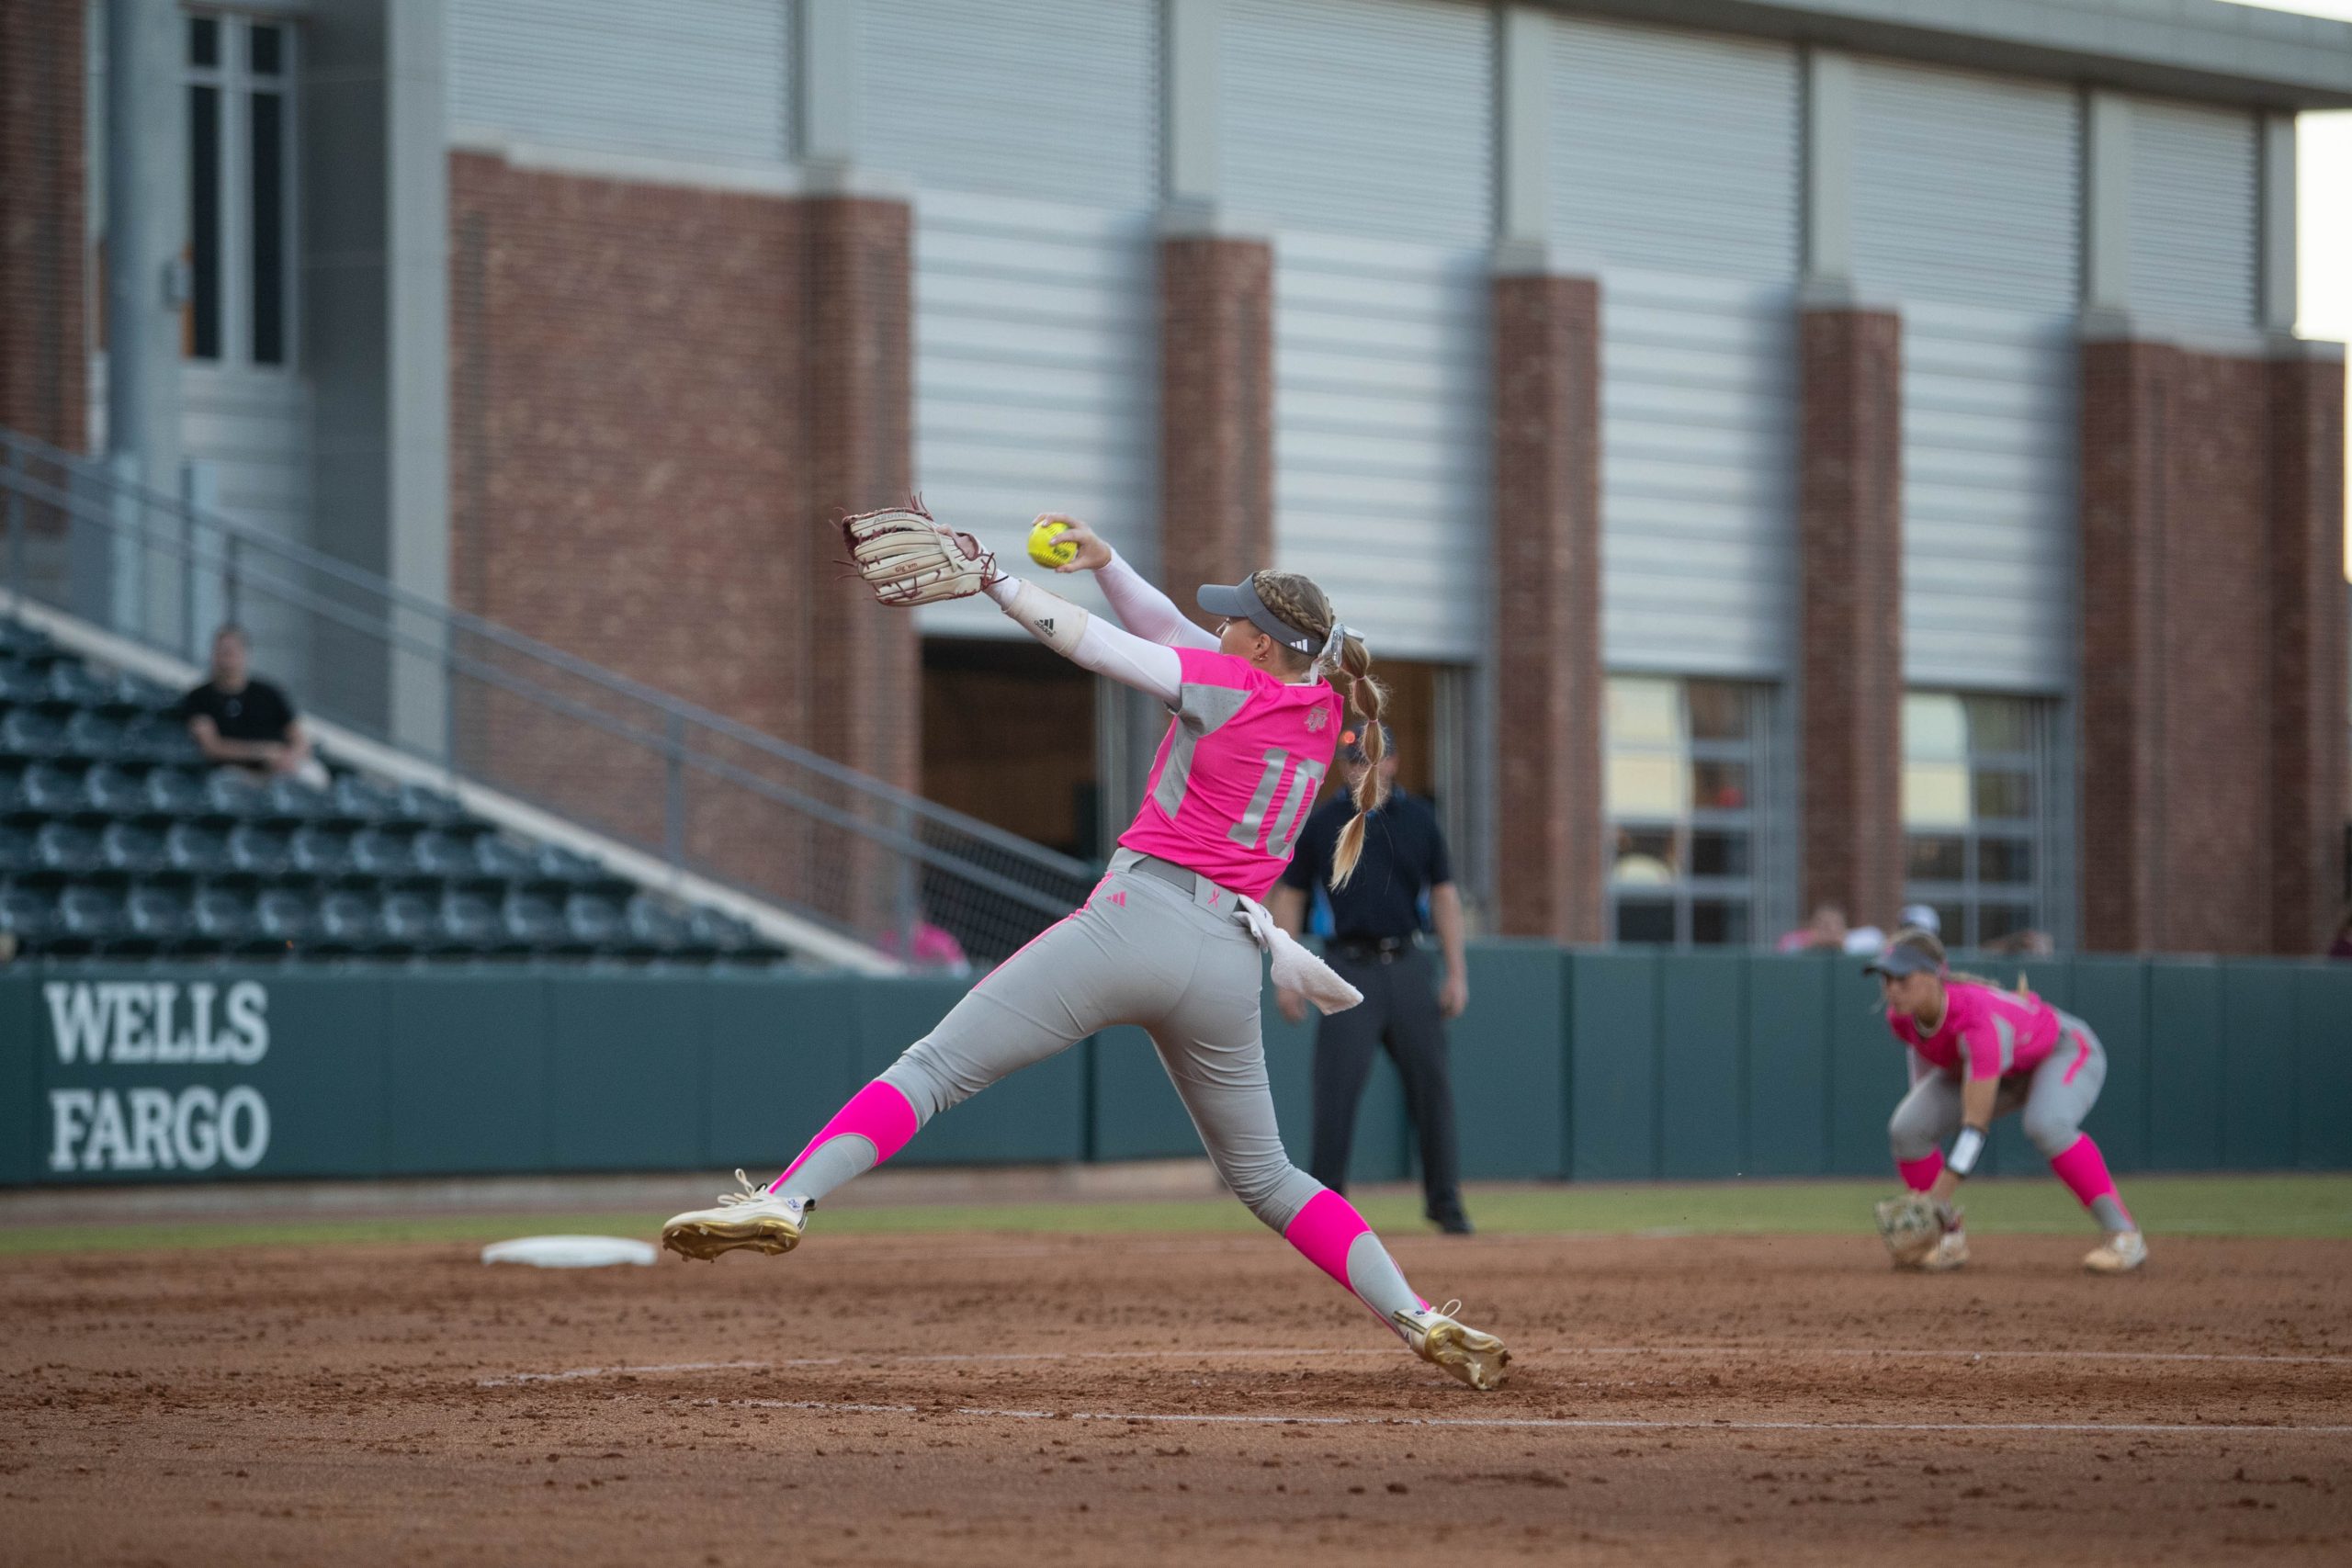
left=1097, top=551, right=1219, bottom=650
left=987, top=574, right=1183, bottom=704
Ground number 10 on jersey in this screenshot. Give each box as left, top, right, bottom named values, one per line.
left=1227, top=748, right=1326, bottom=860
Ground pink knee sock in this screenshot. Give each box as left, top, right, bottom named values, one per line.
left=2049, top=1134, right=2133, bottom=1230
left=1897, top=1150, right=1944, bottom=1192
left=1282, top=1189, right=1421, bottom=1324
left=768, top=1079, right=920, bottom=1201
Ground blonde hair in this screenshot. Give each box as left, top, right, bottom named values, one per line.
left=1885, top=925, right=2012, bottom=994
left=1250, top=570, right=1385, bottom=888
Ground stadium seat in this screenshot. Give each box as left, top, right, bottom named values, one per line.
left=34, top=821, right=103, bottom=879
left=122, top=711, right=203, bottom=766
left=563, top=891, right=627, bottom=950
left=329, top=774, right=401, bottom=825
left=412, top=829, right=478, bottom=883
left=142, top=766, right=208, bottom=818
left=0, top=881, right=57, bottom=945
left=0, top=767, right=23, bottom=819
left=43, top=661, right=116, bottom=709
left=53, top=885, right=128, bottom=954
left=0, top=824, right=37, bottom=877
left=0, top=619, right=50, bottom=655
left=531, top=842, right=609, bottom=890
left=191, top=886, right=260, bottom=949
left=1, top=707, right=68, bottom=760
left=263, top=775, right=335, bottom=824
left=394, top=782, right=469, bottom=828
left=164, top=821, right=233, bottom=878
left=379, top=890, right=439, bottom=952
left=350, top=826, right=417, bottom=881
left=288, top=824, right=355, bottom=882
left=205, top=769, right=272, bottom=820
left=100, top=671, right=176, bottom=715
left=0, top=661, right=53, bottom=707
left=85, top=762, right=151, bottom=818
left=315, top=889, right=386, bottom=955
left=98, top=820, right=168, bottom=879
left=254, top=887, right=317, bottom=951
left=435, top=888, right=505, bottom=953
left=502, top=889, right=573, bottom=953
left=684, top=906, right=765, bottom=957
left=470, top=834, right=536, bottom=884
left=62, top=709, right=130, bottom=760
left=623, top=895, right=691, bottom=956
left=22, top=761, right=91, bottom=817
left=122, top=884, right=193, bottom=953
left=228, top=823, right=293, bottom=880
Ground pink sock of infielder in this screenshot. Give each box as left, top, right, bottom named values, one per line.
left=1896, top=1150, right=1944, bottom=1192
left=2049, top=1134, right=2134, bottom=1233
left=1282, top=1189, right=1423, bottom=1327
left=768, top=1079, right=920, bottom=1205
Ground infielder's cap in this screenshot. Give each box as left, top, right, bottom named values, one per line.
left=1340, top=722, right=1393, bottom=764
left=1863, top=938, right=1942, bottom=979
left=1197, top=575, right=1316, bottom=654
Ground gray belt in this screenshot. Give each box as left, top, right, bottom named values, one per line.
left=1109, top=848, right=1242, bottom=908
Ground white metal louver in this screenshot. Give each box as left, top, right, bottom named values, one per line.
left=2128, top=98, right=2260, bottom=336
left=911, top=193, right=1159, bottom=642
left=447, top=0, right=792, bottom=167
left=858, top=0, right=1158, bottom=210
left=1220, top=0, right=1493, bottom=246
left=1851, top=60, right=2080, bottom=693
left=1549, top=17, right=1800, bottom=282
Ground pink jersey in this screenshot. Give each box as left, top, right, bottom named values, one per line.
left=1889, top=979, right=2064, bottom=1081
left=1118, top=647, right=1344, bottom=901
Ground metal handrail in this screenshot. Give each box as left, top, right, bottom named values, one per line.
left=1, top=427, right=1098, bottom=957
left=0, top=427, right=1095, bottom=879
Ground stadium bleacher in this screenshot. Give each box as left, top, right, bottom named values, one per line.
left=0, top=616, right=787, bottom=964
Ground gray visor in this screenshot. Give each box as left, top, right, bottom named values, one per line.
left=1197, top=577, right=1315, bottom=653
left=1863, top=944, right=1941, bottom=979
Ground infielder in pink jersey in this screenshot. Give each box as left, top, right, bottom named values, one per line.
left=663, top=515, right=1510, bottom=1391
left=1870, top=926, right=2147, bottom=1273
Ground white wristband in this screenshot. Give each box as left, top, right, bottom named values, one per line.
left=1948, top=1125, right=1986, bottom=1179
left=1001, top=578, right=1087, bottom=658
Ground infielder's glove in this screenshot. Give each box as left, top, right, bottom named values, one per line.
left=838, top=501, right=1000, bottom=607
left=1873, top=1192, right=1959, bottom=1267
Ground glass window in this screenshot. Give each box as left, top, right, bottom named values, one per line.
left=1607, top=677, right=1769, bottom=947
left=183, top=14, right=294, bottom=369
left=1903, top=693, right=2052, bottom=950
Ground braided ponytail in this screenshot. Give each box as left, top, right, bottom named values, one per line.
left=1249, top=570, right=1387, bottom=889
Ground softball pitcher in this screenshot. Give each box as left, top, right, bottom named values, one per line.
left=662, top=509, right=1510, bottom=1391
left=1870, top=927, right=2146, bottom=1274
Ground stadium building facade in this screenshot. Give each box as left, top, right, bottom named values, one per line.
left=2, top=0, right=2347, bottom=955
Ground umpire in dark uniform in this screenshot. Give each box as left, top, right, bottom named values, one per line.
left=1269, top=725, right=1473, bottom=1235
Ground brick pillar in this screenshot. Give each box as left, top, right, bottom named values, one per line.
left=0, top=0, right=86, bottom=447
left=1797, top=308, right=1905, bottom=930
left=1491, top=274, right=1603, bottom=943
left=1159, top=235, right=1272, bottom=634
left=801, top=196, right=917, bottom=795
left=2267, top=349, right=2348, bottom=953
left=2076, top=339, right=2166, bottom=952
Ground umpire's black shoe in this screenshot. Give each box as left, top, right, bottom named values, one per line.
left=1431, top=1212, right=1476, bottom=1236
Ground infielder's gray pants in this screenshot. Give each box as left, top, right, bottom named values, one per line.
left=1888, top=1010, right=2108, bottom=1164
left=876, top=854, right=1326, bottom=1233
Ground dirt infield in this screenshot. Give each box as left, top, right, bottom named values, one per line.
left=3, top=1228, right=2347, bottom=1566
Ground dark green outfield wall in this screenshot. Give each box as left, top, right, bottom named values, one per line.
left=4, top=950, right=2348, bottom=1187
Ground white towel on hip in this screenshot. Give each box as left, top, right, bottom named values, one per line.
left=1231, top=896, right=1363, bottom=1015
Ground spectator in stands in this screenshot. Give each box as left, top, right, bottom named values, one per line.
left=1777, top=903, right=1849, bottom=953
left=1983, top=928, right=2057, bottom=957
left=2329, top=903, right=2352, bottom=961
left=181, top=624, right=328, bottom=788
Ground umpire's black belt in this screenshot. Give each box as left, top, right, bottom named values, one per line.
left=1329, top=935, right=1419, bottom=964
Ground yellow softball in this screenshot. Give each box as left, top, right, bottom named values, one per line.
left=1026, top=517, right=1080, bottom=568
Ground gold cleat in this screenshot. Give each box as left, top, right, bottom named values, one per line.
left=661, top=1169, right=808, bottom=1261
left=1393, top=1299, right=1511, bottom=1391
